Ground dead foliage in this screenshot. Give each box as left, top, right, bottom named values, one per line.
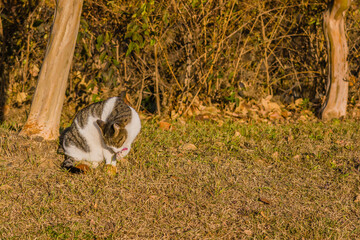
left=1, top=0, right=360, bottom=119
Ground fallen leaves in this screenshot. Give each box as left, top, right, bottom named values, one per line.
left=74, top=163, right=91, bottom=173
left=162, top=92, right=318, bottom=124
left=16, top=92, right=27, bottom=104
left=29, top=64, right=40, bottom=77
left=259, top=197, right=271, bottom=205
left=272, top=151, right=279, bottom=160
left=260, top=211, right=269, bottom=220
left=179, top=143, right=197, bottom=151
left=233, top=131, right=241, bottom=138
left=0, top=184, right=12, bottom=191
left=3, top=105, right=10, bottom=116
left=104, top=164, right=117, bottom=176
left=243, top=229, right=253, bottom=236
left=159, top=121, right=172, bottom=131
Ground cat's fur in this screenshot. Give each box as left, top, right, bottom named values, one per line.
left=59, top=96, right=141, bottom=171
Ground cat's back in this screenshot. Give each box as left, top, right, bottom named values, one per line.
left=106, top=97, right=132, bottom=123
left=74, top=98, right=107, bottom=128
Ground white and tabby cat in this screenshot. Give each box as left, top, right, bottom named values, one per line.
left=59, top=96, right=141, bottom=172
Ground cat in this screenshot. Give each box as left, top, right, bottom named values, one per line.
left=58, top=95, right=141, bottom=172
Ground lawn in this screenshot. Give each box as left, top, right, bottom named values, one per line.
left=1, top=118, right=360, bottom=239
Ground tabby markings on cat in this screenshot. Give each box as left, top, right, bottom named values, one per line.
left=59, top=96, right=141, bottom=171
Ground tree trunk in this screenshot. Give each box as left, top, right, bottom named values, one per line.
left=20, top=0, right=83, bottom=140
left=320, top=0, right=351, bottom=120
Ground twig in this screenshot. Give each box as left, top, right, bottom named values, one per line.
left=157, top=41, right=183, bottom=91
left=261, top=14, right=271, bottom=95
left=182, top=87, right=202, bottom=117
left=136, top=73, right=145, bottom=112
left=154, top=44, right=161, bottom=115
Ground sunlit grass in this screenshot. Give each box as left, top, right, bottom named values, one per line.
left=1, top=119, right=360, bottom=238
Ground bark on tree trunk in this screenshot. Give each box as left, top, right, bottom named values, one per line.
left=320, top=0, right=351, bottom=120
left=20, top=0, right=83, bottom=140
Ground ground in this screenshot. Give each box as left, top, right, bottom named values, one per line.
left=1, top=108, right=360, bottom=239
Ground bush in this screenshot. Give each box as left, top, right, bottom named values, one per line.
left=1, top=0, right=360, bottom=117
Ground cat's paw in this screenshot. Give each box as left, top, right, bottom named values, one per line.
left=104, top=164, right=117, bottom=176
left=115, top=147, right=129, bottom=160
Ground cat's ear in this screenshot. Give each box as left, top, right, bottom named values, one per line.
left=96, top=120, right=106, bottom=133
left=113, top=123, right=120, bottom=136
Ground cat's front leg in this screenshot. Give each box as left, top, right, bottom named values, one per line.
left=103, top=149, right=117, bottom=166
left=103, top=149, right=117, bottom=176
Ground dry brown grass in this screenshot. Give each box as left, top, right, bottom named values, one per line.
left=1, top=114, right=360, bottom=239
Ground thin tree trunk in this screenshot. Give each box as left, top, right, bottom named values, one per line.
left=20, top=0, right=83, bottom=140
left=320, top=0, right=351, bottom=120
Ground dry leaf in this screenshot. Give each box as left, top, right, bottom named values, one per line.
left=177, top=118, right=186, bottom=126
left=233, top=131, right=241, bottom=138
left=179, top=143, right=197, bottom=151
left=244, top=230, right=253, bottom=236
left=168, top=147, right=177, bottom=153
left=354, top=195, right=360, bottom=203
left=3, top=105, right=10, bottom=116
left=91, top=86, right=99, bottom=95
left=74, top=163, right=91, bottom=173
left=281, top=110, right=291, bottom=118
left=118, top=158, right=129, bottom=167
left=185, top=108, right=194, bottom=117
left=104, top=164, right=117, bottom=176
left=159, top=121, right=172, bottom=131
left=29, top=65, right=39, bottom=77
left=195, top=115, right=210, bottom=121
left=0, top=184, right=12, bottom=191
left=269, top=112, right=283, bottom=121
left=234, top=101, right=249, bottom=115
left=224, top=111, right=241, bottom=118
left=261, top=98, right=270, bottom=112
left=203, top=106, right=219, bottom=114
left=295, top=98, right=304, bottom=107
left=260, top=211, right=269, bottom=220
left=268, top=102, right=281, bottom=113
left=272, top=151, right=279, bottom=159
left=259, top=197, right=271, bottom=205
left=16, top=92, right=27, bottom=104
left=301, top=109, right=313, bottom=116
left=139, top=113, right=149, bottom=120
left=287, top=103, right=296, bottom=110
left=217, top=120, right=224, bottom=127
left=298, top=115, right=308, bottom=122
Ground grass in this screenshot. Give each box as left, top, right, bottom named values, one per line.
left=1, top=118, right=360, bottom=239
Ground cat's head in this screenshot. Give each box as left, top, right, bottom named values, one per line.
left=96, top=120, right=127, bottom=151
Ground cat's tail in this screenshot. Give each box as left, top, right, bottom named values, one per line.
left=119, top=91, right=126, bottom=100
left=58, top=127, right=70, bottom=155
left=61, top=156, right=74, bottom=169
left=57, top=145, right=65, bottom=154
